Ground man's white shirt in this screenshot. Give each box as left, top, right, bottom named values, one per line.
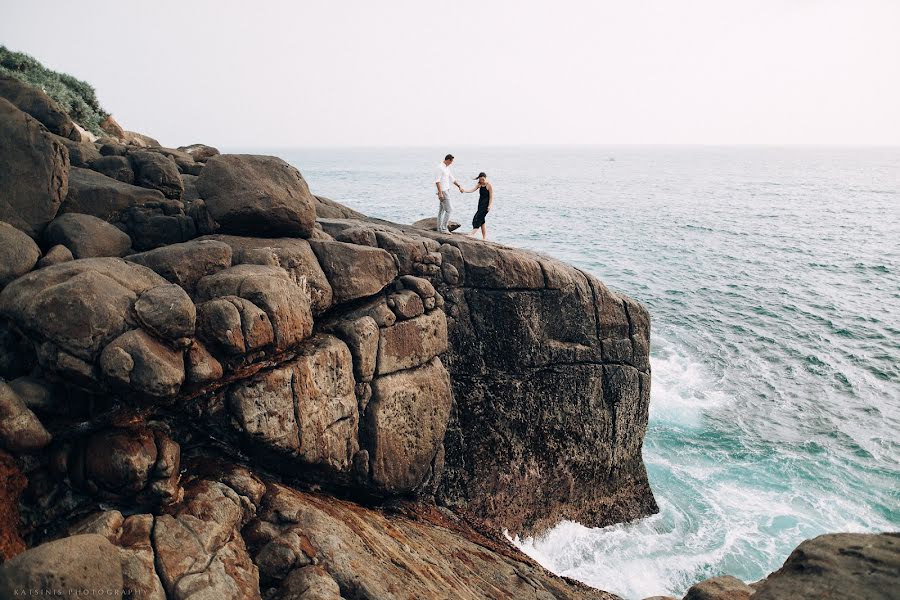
left=434, top=162, right=456, bottom=194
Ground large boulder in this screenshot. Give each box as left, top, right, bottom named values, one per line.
left=126, top=239, right=233, bottom=295
left=197, top=154, right=316, bottom=237
left=90, top=154, right=135, bottom=183
left=45, top=212, right=132, bottom=258
left=0, top=221, right=40, bottom=287
left=196, top=264, right=313, bottom=352
left=367, top=357, right=452, bottom=492
left=200, top=234, right=333, bottom=315
left=313, top=195, right=366, bottom=219
left=177, top=143, right=220, bottom=162
left=309, top=240, right=397, bottom=304
left=0, top=534, right=124, bottom=598
left=0, top=380, right=51, bottom=453
left=52, top=134, right=101, bottom=167
left=226, top=335, right=358, bottom=472
left=130, top=150, right=184, bottom=199
left=0, top=74, right=80, bottom=140
left=376, top=309, right=448, bottom=375
left=61, top=166, right=166, bottom=222
left=411, top=217, right=461, bottom=232
left=0, top=258, right=168, bottom=366
left=752, top=533, right=900, bottom=600
left=0, top=98, right=69, bottom=238
left=683, top=576, right=753, bottom=600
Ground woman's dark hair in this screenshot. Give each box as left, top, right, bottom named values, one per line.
left=474, top=171, right=487, bottom=179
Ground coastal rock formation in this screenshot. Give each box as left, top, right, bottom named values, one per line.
left=0, top=75, right=658, bottom=599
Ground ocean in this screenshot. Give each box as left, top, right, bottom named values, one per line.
left=256, top=145, right=899, bottom=599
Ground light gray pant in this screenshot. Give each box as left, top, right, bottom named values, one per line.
left=437, top=191, right=452, bottom=232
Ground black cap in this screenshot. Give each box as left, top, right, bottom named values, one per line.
left=474, top=172, right=486, bottom=179
left=445, top=154, right=454, bottom=160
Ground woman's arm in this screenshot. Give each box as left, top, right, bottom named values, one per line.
left=459, top=183, right=479, bottom=193
left=487, top=183, right=493, bottom=210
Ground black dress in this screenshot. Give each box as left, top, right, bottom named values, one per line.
left=472, top=184, right=490, bottom=228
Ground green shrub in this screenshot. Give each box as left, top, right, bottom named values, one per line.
left=0, top=45, right=109, bottom=136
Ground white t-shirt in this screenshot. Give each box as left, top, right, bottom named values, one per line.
left=434, top=162, right=456, bottom=193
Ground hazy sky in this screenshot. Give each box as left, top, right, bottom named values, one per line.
left=2, top=1, right=899, bottom=148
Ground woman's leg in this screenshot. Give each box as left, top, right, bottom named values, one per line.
left=480, top=224, right=487, bottom=239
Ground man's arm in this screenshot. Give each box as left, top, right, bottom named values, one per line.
left=434, top=169, right=443, bottom=195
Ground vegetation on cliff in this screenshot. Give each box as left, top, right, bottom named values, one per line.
left=0, top=46, right=108, bottom=136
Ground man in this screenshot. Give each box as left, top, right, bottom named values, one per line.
left=434, top=153, right=462, bottom=233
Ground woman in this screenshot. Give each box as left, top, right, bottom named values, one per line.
left=460, top=172, right=493, bottom=239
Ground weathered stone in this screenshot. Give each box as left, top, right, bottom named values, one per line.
left=326, top=316, right=378, bottom=382
left=36, top=244, right=73, bottom=268
left=61, top=166, right=166, bottom=222
left=52, top=134, right=101, bottom=167
left=89, top=154, right=135, bottom=183
left=309, top=240, right=397, bottom=304
left=752, top=533, right=900, bottom=600
left=0, top=74, right=80, bottom=140
left=228, top=335, right=358, bottom=471
left=338, top=295, right=396, bottom=328
left=119, top=205, right=196, bottom=251
left=185, top=340, right=224, bottom=385
left=177, top=143, right=220, bottom=162
left=100, top=141, right=128, bottom=156
left=100, top=115, right=126, bottom=139
left=683, top=575, right=753, bottom=600
left=455, top=238, right=544, bottom=289
left=133, top=284, right=196, bottom=342
left=197, top=154, right=316, bottom=237
left=0, top=534, right=123, bottom=598
left=99, top=329, right=185, bottom=398
left=0, top=221, right=40, bottom=287
left=278, top=566, right=342, bottom=600
left=152, top=480, right=259, bottom=600
left=367, top=357, right=452, bottom=492
left=0, top=450, right=26, bottom=561
left=118, top=514, right=167, bottom=600
left=399, top=274, right=436, bottom=299
left=45, top=212, right=132, bottom=258
left=376, top=310, right=448, bottom=375
left=122, top=130, right=160, bottom=148
left=388, top=289, right=424, bottom=320
left=84, top=428, right=158, bottom=495
left=0, top=98, right=68, bottom=238
left=0, top=381, right=51, bottom=452
left=201, top=235, right=332, bottom=315
left=411, top=217, right=461, bottom=232
left=197, top=296, right=274, bottom=356
left=334, top=225, right=377, bottom=247
left=126, top=239, right=231, bottom=294
left=7, top=376, right=55, bottom=414
left=196, top=264, right=312, bottom=351
left=130, top=150, right=184, bottom=199
left=0, top=258, right=168, bottom=362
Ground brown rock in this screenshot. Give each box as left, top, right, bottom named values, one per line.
left=399, top=274, right=437, bottom=299
left=118, top=514, right=167, bottom=600
left=99, top=329, right=185, bottom=398
left=177, top=143, right=220, bottom=162
left=334, top=225, right=378, bottom=247
left=52, top=134, right=101, bottom=167
left=45, top=212, right=132, bottom=258
left=227, top=335, right=358, bottom=471
left=152, top=480, right=259, bottom=600
left=367, top=357, right=452, bottom=492
left=196, top=264, right=312, bottom=351
left=0, top=450, right=26, bottom=561
left=0, top=381, right=51, bottom=452
left=36, top=244, right=73, bottom=268
left=200, top=235, right=332, bottom=315
left=0, top=534, right=124, bottom=597
left=197, top=295, right=274, bottom=356
left=325, top=316, right=378, bottom=382
left=89, top=154, right=135, bottom=183
left=411, top=216, right=461, bottom=231
left=0, top=74, right=80, bottom=140
left=0, top=258, right=168, bottom=362
left=130, top=150, right=184, bottom=199
left=125, top=239, right=232, bottom=294
left=61, top=166, right=166, bottom=222
left=752, top=533, right=900, bottom=600
left=122, top=130, right=160, bottom=148
left=0, top=221, right=40, bottom=287
left=0, top=98, right=69, bottom=238
left=133, top=284, right=196, bottom=342
left=376, top=309, right=448, bottom=375
left=683, top=575, right=753, bottom=600
left=185, top=340, right=224, bottom=385
left=313, top=195, right=366, bottom=219
left=197, top=154, right=316, bottom=237
left=277, top=565, right=342, bottom=600
left=84, top=428, right=158, bottom=495
left=100, top=115, right=126, bottom=139
left=388, top=289, right=425, bottom=320
left=309, top=240, right=398, bottom=304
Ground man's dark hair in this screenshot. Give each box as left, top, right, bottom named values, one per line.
left=445, top=154, right=454, bottom=160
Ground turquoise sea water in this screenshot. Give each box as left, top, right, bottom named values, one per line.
left=259, top=146, right=899, bottom=599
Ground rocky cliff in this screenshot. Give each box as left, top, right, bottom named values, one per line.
left=0, top=73, right=651, bottom=599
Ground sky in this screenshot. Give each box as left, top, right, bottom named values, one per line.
left=2, top=0, right=899, bottom=148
